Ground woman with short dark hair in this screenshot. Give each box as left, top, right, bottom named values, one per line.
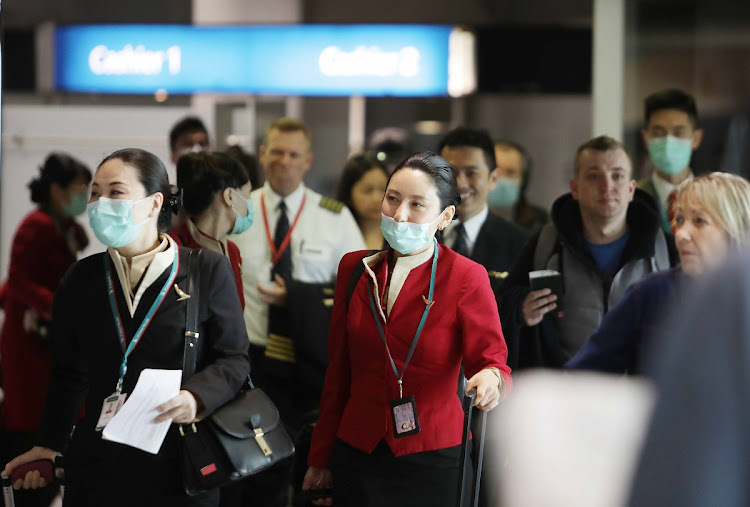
left=303, top=152, right=512, bottom=506
left=171, top=151, right=252, bottom=307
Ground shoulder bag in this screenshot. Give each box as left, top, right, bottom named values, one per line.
left=178, top=249, right=295, bottom=495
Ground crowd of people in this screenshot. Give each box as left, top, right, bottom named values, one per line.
left=0, top=87, right=748, bottom=507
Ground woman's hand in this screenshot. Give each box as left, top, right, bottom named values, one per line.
left=302, top=466, right=333, bottom=506
left=155, top=390, right=199, bottom=424
left=2, top=446, right=58, bottom=490
left=522, top=288, right=557, bottom=326
left=466, top=369, right=502, bottom=411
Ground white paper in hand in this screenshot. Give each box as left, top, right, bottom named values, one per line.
left=102, top=368, right=182, bottom=454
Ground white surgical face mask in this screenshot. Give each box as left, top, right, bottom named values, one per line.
left=380, top=212, right=443, bottom=254
left=87, top=196, right=151, bottom=247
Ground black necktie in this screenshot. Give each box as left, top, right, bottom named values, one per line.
left=452, top=223, right=469, bottom=257
left=272, top=200, right=292, bottom=281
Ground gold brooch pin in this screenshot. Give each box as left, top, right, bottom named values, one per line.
left=174, top=284, right=191, bottom=301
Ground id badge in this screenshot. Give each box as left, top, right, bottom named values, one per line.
left=390, top=395, right=421, bottom=438
left=95, top=392, right=127, bottom=431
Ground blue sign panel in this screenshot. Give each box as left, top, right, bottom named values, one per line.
left=55, top=25, right=460, bottom=96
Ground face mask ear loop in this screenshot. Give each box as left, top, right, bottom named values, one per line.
left=133, top=194, right=158, bottom=226
left=231, top=189, right=249, bottom=216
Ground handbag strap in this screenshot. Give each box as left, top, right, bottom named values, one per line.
left=181, top=248, right=255, bottom=390
left=182, top=249, right=201, bottom=385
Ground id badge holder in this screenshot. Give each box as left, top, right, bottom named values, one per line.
left=95, top=392, right=127, bottom=431
left=390, top=395, right=421, bottom=438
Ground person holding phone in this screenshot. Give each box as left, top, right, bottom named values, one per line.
left=302, top=152, right=512, bottom=507
left=567, top=172, right=750, bottom=374
left=2, top=148, right=250, bottom=507
left=497, top=136, right=679, bottom=369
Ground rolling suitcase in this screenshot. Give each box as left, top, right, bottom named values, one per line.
left=457, top=388, right=488, bottom=507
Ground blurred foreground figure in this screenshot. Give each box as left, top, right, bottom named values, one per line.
left=627, top=247, right=750, bottom=507
left=496, top=371, right=654, bottom=507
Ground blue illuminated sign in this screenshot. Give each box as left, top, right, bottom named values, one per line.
left=54, top=25, right=467, bottom=96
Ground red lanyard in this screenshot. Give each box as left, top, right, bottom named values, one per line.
left=260, top=191, right=307, bottom=265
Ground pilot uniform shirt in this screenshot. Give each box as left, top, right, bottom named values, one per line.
left=308, top=243, right=512, bottom=467
left=232, top=182, right=365, bottom=348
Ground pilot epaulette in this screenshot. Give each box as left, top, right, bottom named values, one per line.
left=487, top=270, right=509, bottom=279
left=319, top=196, right=344, bottom=213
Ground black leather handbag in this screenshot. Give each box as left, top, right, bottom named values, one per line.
left=179, top=249, right=295, bottom=495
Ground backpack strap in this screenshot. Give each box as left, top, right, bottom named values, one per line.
left=533, top=223, right=559, bottom=271
left=653, top=228, right=669, bottom=271
left=346, top=250, right=379, bottom=309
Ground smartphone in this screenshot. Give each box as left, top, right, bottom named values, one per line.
left=528, top=270, right=563, bottom=298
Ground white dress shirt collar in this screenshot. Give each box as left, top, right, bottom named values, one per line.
left=262, top=182, right=306, bottom=218
left=651, top=171, right=693, bottom=213
left=445, top=205, right=488, bottom=253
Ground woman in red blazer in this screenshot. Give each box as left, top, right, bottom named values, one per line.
left=303, top=153, right=512, bottom=507
left=169, top=151, right=252, bottom=308
left=0, top=153, right=90, bottom=504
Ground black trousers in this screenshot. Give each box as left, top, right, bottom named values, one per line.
left=62, top=449, right=218, bottom=507
left=328, top=440, right=473, bottom=507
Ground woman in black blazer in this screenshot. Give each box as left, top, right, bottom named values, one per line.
left=3, top=148, right=251, bottom=506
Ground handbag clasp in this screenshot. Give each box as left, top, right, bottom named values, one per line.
left=253, top=428, right=272, bottom=456
left=179, top=423, right=198, bottom=437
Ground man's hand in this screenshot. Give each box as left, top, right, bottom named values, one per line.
left=522, top=288, right=557, bottom=326
left=258, top=274, right=288, bottom=307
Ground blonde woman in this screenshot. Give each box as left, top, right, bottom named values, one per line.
left=567, top=172, right=750, bottom=374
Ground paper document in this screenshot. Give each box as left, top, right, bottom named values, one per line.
left=102, top=368, right=182, bottom=454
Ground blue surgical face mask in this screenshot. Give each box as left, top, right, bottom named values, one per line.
left=88, top=196, right=151, bottom=247
left=486, top=177, right=521, bottom=208
left=230, top=190, right=254, bottom=235
left=63, top=191, right=89, bottom=217
left=648, top=136, right=693, bottom=175
left=380, top=211, right=443, bottom=255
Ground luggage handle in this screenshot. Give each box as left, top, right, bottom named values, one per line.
left=457, top=388, right=487, bottom=507
left=2, top=457, right=64, bottom=507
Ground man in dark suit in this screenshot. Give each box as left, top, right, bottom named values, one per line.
left=439, top=127, right=528, bottom=507
left=636, top=89, right=703, bottom=233
left=438, top=127, right=529, bottom=291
